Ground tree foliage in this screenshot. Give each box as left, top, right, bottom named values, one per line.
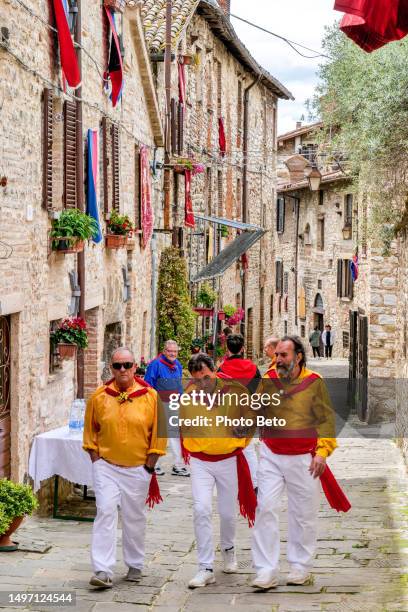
left=157, top=247, right=196, bottom=367
left=310, top=25, right=408, bottom=246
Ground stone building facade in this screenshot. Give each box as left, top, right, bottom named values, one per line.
left=275, top=122, right=398, bottom=424
left=140, top=0, right=292, bottom=360
left=0, top=0, right=167, bottom=481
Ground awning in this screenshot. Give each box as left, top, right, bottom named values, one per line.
left=191, top=217, right=265, bottom=283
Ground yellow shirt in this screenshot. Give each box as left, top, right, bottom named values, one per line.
left=264, top=356, right=277, bottom=377
left=83, top=380, right=167, bottom=467
left=180, top=378, right=252, bottom=455
left=262, top=367, right=337, bottom=459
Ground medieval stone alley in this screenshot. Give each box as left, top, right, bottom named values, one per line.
left=0, top=360, right=407, bottom=612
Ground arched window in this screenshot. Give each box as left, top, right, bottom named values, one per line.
left=314, top=293, right=324, bottom=309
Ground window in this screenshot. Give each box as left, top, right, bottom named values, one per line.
left=276, top=197, right=285, bottom=233
left=42, top=88, right=53, bottom=210
left=304, top=223, right=311, bottom=246
left=283, top=271, right=289, bottom=295
left=337, top=259, right=354, bottom=299
left=344, top=194, right=353, bottom=227
left=284, top=321, right=288, bottom=335
left=301, top=325, right=305, bottom=338
left=319, top=189, right=324, bottom=206
left=275, top=261, right=284, bottom=294
left=318, top=279, right=322, bottom=289
left=63, top=100, right=78, bottom=209
left=317, top=215, right=325, bottom=251
left=343, top=331, right=350, bottom=349
left=102, top=117, right=120, bottom=214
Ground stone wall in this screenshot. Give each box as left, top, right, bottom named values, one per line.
left=0, top=0, right=168, bottom=481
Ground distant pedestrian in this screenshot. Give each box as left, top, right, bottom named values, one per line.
left=321, top=325, right=335, bottom=359
left=309, top=327, right=321, bottom=358
left=263, top=336, right=279, bottom=373
left=144, top=341, right=188, bottom=477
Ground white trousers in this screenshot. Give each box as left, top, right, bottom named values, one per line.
left=169, top=437, right=184, bottom=469
left=243, top=439, right=259, bottom=487
left=190, top=456, right=238, bottom=569
left=252, top=444, right=320, bottom=573
left=91, top=459, right=150, bottom=577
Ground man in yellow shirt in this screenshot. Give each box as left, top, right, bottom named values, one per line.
left=83, top=347, right=167, bottom=588
left=180, top=353, right=257, bottom=589
left=252, top=336, right=350, bottom=590
left=263, top=336, right=279, bottom=373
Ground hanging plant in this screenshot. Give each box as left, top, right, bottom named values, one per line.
left=196, top=283, right=217, bottom=308
left=50, top=209, right=99, bottom=253
left=226, top=307, right=245, bottom=326
left=223, top=304, right=237, bottom=319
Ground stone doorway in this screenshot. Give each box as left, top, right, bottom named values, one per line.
left=0, top=316, right=11, bottom=479
left=102, top=322, right=122, bottom=383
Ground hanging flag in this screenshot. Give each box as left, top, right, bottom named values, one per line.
left=52, top=0, right=81, bottom=88
left=185, top=170, right=195, bottom=228
left=334, top=0, right=408, bottom=52
left=219, top=117, right=226, bottom=157
left=140, top=146, right=154, bottom=248
left=104, top=7, right=124, bottom=107
left=178, top=60, right=186, bottom=105
left=86, top=129, right=103, bottom=244
left=349, top=253, right=359, bottom=282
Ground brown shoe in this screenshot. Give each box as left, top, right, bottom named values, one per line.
left=89, top=571, right=113, bottom=588
left=125, top=567, right=142, bottom=582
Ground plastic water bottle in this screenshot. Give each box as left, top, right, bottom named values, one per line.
left=69, top=399, right=85, bottom=434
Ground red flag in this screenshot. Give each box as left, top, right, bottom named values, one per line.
left=140, top=146, right=154, bottom=248
left=335, top=0, right=408, bottom=52
left=105, top=7, right=124, bottom=107
left=52, top=0, right=80, bottom=88
left=219, top=117, right=226, bottom=157
left=185, top=170, right=195, bottom=228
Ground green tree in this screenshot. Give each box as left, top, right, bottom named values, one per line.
left=157, top=247, right=196, bottom=366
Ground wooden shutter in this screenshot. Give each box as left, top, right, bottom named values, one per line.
left=63, top=100, right=77, bottom=208
left=170, top=98, right=177, bottom=155
left=42, top=88, right=53, bottom=209
left=337, top=259, right=343, bottom=297
left=277, top=197, right=285, bottom=233
left=177, top=103, right=184, bottom=154
left=111, top=124, right=120, bottom=212
left=135, top=145, right=141, bottom=230
left=347, top=260, right=354, bottom=299
left=275, top=261, right=283, bottom=293
left=101, top=117, right=109, bottom=214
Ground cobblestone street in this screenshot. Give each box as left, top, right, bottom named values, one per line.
left=0, top=360, right=407, bottom=611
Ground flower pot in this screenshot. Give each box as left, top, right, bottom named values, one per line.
left=0, top=515, right=24, bottom=548
left=104, top=0, right=126, bottom=12
left=193, top=307, right=214, bottom=318
left=58, top=343, right=77, bottom=360
left=218, top=311, right=226, bottom=321
left=53, top=238, right=84, bottom=254
left=173, top=165, right=187, bottom=175
left=106, top=234, right=128, bottom=249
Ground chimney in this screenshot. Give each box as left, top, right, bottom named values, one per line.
left=296, top=121, right=302, bottom=129
left=217, top=0, right=231, bottom=17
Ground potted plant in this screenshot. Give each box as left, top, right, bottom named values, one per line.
left=193, top=283, right=217, bottom=317
left=219, top=224, right=229, bottom=238
left=0, top=479, right=38, bottom=552
left=51, top=317, right=88, bottom=360
left=106, top=210, right=134, bottom=249
left=192, top=162, right=205, bottom=176
left=173, top=158, right=194, bottom=174
left=226, top=307, right=245, bottom=326
left=51, top=209, right=99, bottom=254
left=223, top=304, right=237, bottom=319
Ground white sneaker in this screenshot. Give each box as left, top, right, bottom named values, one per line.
left=154, top=465, right=165, bottom=476
left=188, top=569, right=216, bottom=588
left=252, top=569, right=279, bottom=589
left=286, top=570, right=313, bottom=585
left=222, top=547, right=238, bottom=573
left=171, top=466, right=190, bottom=477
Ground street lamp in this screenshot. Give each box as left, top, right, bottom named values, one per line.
left=306, top=165, right=322, bottom=191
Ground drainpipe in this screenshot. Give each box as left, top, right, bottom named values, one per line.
left=241, top=76, right=260, bottom=336
left=163, top=0, right=172, bottom=229
left=75, top=0, right=85, bottom=399
left=150, top=234, right=158, bottom=360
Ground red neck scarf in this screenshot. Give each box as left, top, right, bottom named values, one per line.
left=158, top=354, right=177, bottom=370
left=267, top=368, right=320, bottom=398
left=104, top=377, right=151, bottom=403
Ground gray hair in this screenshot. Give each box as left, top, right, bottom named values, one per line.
left=164, top=340, right=179, bottom=350
left=111, top=346, right=135, bottom=362
left=265, top=336, right=280, bottom=348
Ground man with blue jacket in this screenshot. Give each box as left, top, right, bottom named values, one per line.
left=144, top=340, right=188, bottom=476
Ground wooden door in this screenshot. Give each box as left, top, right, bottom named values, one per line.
left=357, top=315, right=368, bottom=420
left=0, top=316, right=11, bottom=478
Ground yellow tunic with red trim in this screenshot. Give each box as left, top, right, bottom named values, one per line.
left=83, top=380, right=167, bottom=467
left=264, top=355, right=277, bottom=377
left=262, top=367, right=337, bottom=458
left=180, top=378, right=252, bottom=455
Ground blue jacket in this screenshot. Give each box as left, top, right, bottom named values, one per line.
left=144, top=354, right=183, bottom=396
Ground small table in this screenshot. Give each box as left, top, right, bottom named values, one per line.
left=28, top=426, right=94, bottom=522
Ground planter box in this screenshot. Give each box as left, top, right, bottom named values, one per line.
left=104, top=0, right=126, bottom=12
left=52, top=238, right=84, bottom=254
left=218, top=311, right=226, bottom=321
left=58, top=343, right=77, bottom=360
left=193, top=307, right=214, bottom=318
left=173, top=165, right=187, bottom=175
left=106, top=234, right=128, bottom=249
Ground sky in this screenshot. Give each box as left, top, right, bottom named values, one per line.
left=230, top=0, right=339, bottom=135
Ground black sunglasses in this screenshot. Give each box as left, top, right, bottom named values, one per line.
left=112, top=362, right=134, bottom=371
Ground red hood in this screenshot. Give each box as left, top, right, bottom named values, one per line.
left=220, top=357, right=257, bottom=381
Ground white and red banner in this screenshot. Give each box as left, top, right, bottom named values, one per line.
left=140, top=146, right=154, bottom=248
left=185, top=169, right=195, bottom=228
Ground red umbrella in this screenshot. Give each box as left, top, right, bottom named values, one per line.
left=334, top=0, right=408, bottom=52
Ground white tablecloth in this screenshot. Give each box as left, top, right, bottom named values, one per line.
left=28, top=426, right=92, bottom=492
